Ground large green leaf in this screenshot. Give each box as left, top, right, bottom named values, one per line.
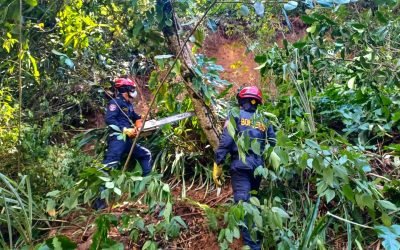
left=269, top=150, right=281, bottom=170
left=341, top=184, right=355, bottom=202
left=163, top=202, right=172, bottom=222
left=284, top=1, right=298, bottom=11
left=251, top=139, right=261, bottom=155
left=38, top=235, right=77, bottom=250
left=333, top=0, right=350, bottom=4
left=253, top=2, right=265, bottom=16
left=24, top=0, right=37, bottom=7
left=324, top=189, right=335, bottom=203
left=375, top=225, right=400, bottom=250
left=378, top=200, right=398, bottom=211
left=272, top=207, right=290, bottom=219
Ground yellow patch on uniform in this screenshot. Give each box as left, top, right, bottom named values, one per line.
left=241, top=118, right=266, bottom=131
left=109, top=104, right=117, bottom=111
left=251, top=99, right=256, bottom=105
left=241, top=118, right=251, bottom=126
left=255, top=122, right=266, bottom=131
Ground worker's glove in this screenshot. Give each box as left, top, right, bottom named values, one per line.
left=123, top=127, right=138, bottom=138
left=213, top=162, right=223, bottom=187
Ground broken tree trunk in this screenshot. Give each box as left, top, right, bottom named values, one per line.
left=157, top=0, right=220, bottom=151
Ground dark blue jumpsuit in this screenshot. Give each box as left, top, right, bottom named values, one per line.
left=215, top=107, right=276, bottom=250
left=103, top=95, right=152, bottom=176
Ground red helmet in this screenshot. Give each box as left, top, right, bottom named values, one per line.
left=237, top=86, right=262, bottom=104
left=114, top=78, right=136, bottom=88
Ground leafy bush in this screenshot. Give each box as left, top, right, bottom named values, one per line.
left=0, top=88, right=18, bottom=161
left=216, top=5, right=400, bottom=249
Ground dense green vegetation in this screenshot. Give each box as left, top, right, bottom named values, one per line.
left=1, top=0, right=400, bottom=249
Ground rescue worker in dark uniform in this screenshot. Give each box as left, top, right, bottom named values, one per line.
left=102, top=77, right=152, bottom=175
left=213, top=86, right=276, bottom=250
left=93, top=77, right=152, bottom=209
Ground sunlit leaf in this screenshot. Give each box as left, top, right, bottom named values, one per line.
left=381, top=212, right=392, bottom=226
left=142, top=241, right=157, bottom=250
left=306, top=25, right=316, bottom=33
left=113, top=187, right=121, bottom=196
left=305, top=139, right=321, bottom=150
left=51, top=49, right=66, bottom=56
left=253, top=2, right=265, bottom=16
left=250, top=197, right=260, bottom=207
left=64, top=58, right=75, bottom=69
left=24, top=0, right=38, bottom=7
left=105, top=181, right=114, bottom=189
left=269, top=150, right=281, bottom=170
left=46, top=199, right=56, bottom=217
left=207, top=19, right=217, bottom=32
left=284, top=1, right=298, bottom=11
left=154, top=54, right=174, bottom=60
left=351, top=23, right=366, bottom=33
left=46, top=190, right=60, bottom=197
left=272, top=207, right=290, bottom=218
left=63, top=196, right=78, bottom=209
left=392, top=111, right=400, bottom=123
left=39, top=235, right=76, bottom=250
left=164, top=202, right=172, bottom=221
left=194, top=29, right=205, bottom=46
left=162, top=183, right=170, bottom=192
left=375, top=225, right=400, bottom=250
left=316, top=0, right=334, bottom=7
left=324, top=189, right=335, bottom=203
left=173, top=216, right=187, bottom=228
left=227, top=116, right=236, bottom=138
left=378, top=200, right=397, bottom=211
left=28, top=53, right=40, bottom=81
left=333, top=0, right=350, bottom=4
left=99, top=176, right=111, bottom=182
left=251, top=139, right=261, bottom=155
left=304, top=0, right=314, bottom=8
left=109, top=125, right=121, bottom=132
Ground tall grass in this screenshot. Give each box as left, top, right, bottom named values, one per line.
left=0, top=173, right=41, bottom=249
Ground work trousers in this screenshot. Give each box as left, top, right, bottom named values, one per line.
left=103, top=135, right=152, bottom=175
left=231, top=168, right=262, bottom=250
left=93, top=136, right=152, bottom=210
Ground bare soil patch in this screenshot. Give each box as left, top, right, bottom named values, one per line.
left=201, top=32, right=261, bottom=97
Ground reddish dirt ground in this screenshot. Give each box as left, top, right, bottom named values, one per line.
left=275, top=16, right=307, bottom=46
left=201, top=33, right=261, bottom=97
left=132, top=33, right=264, bottom=116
